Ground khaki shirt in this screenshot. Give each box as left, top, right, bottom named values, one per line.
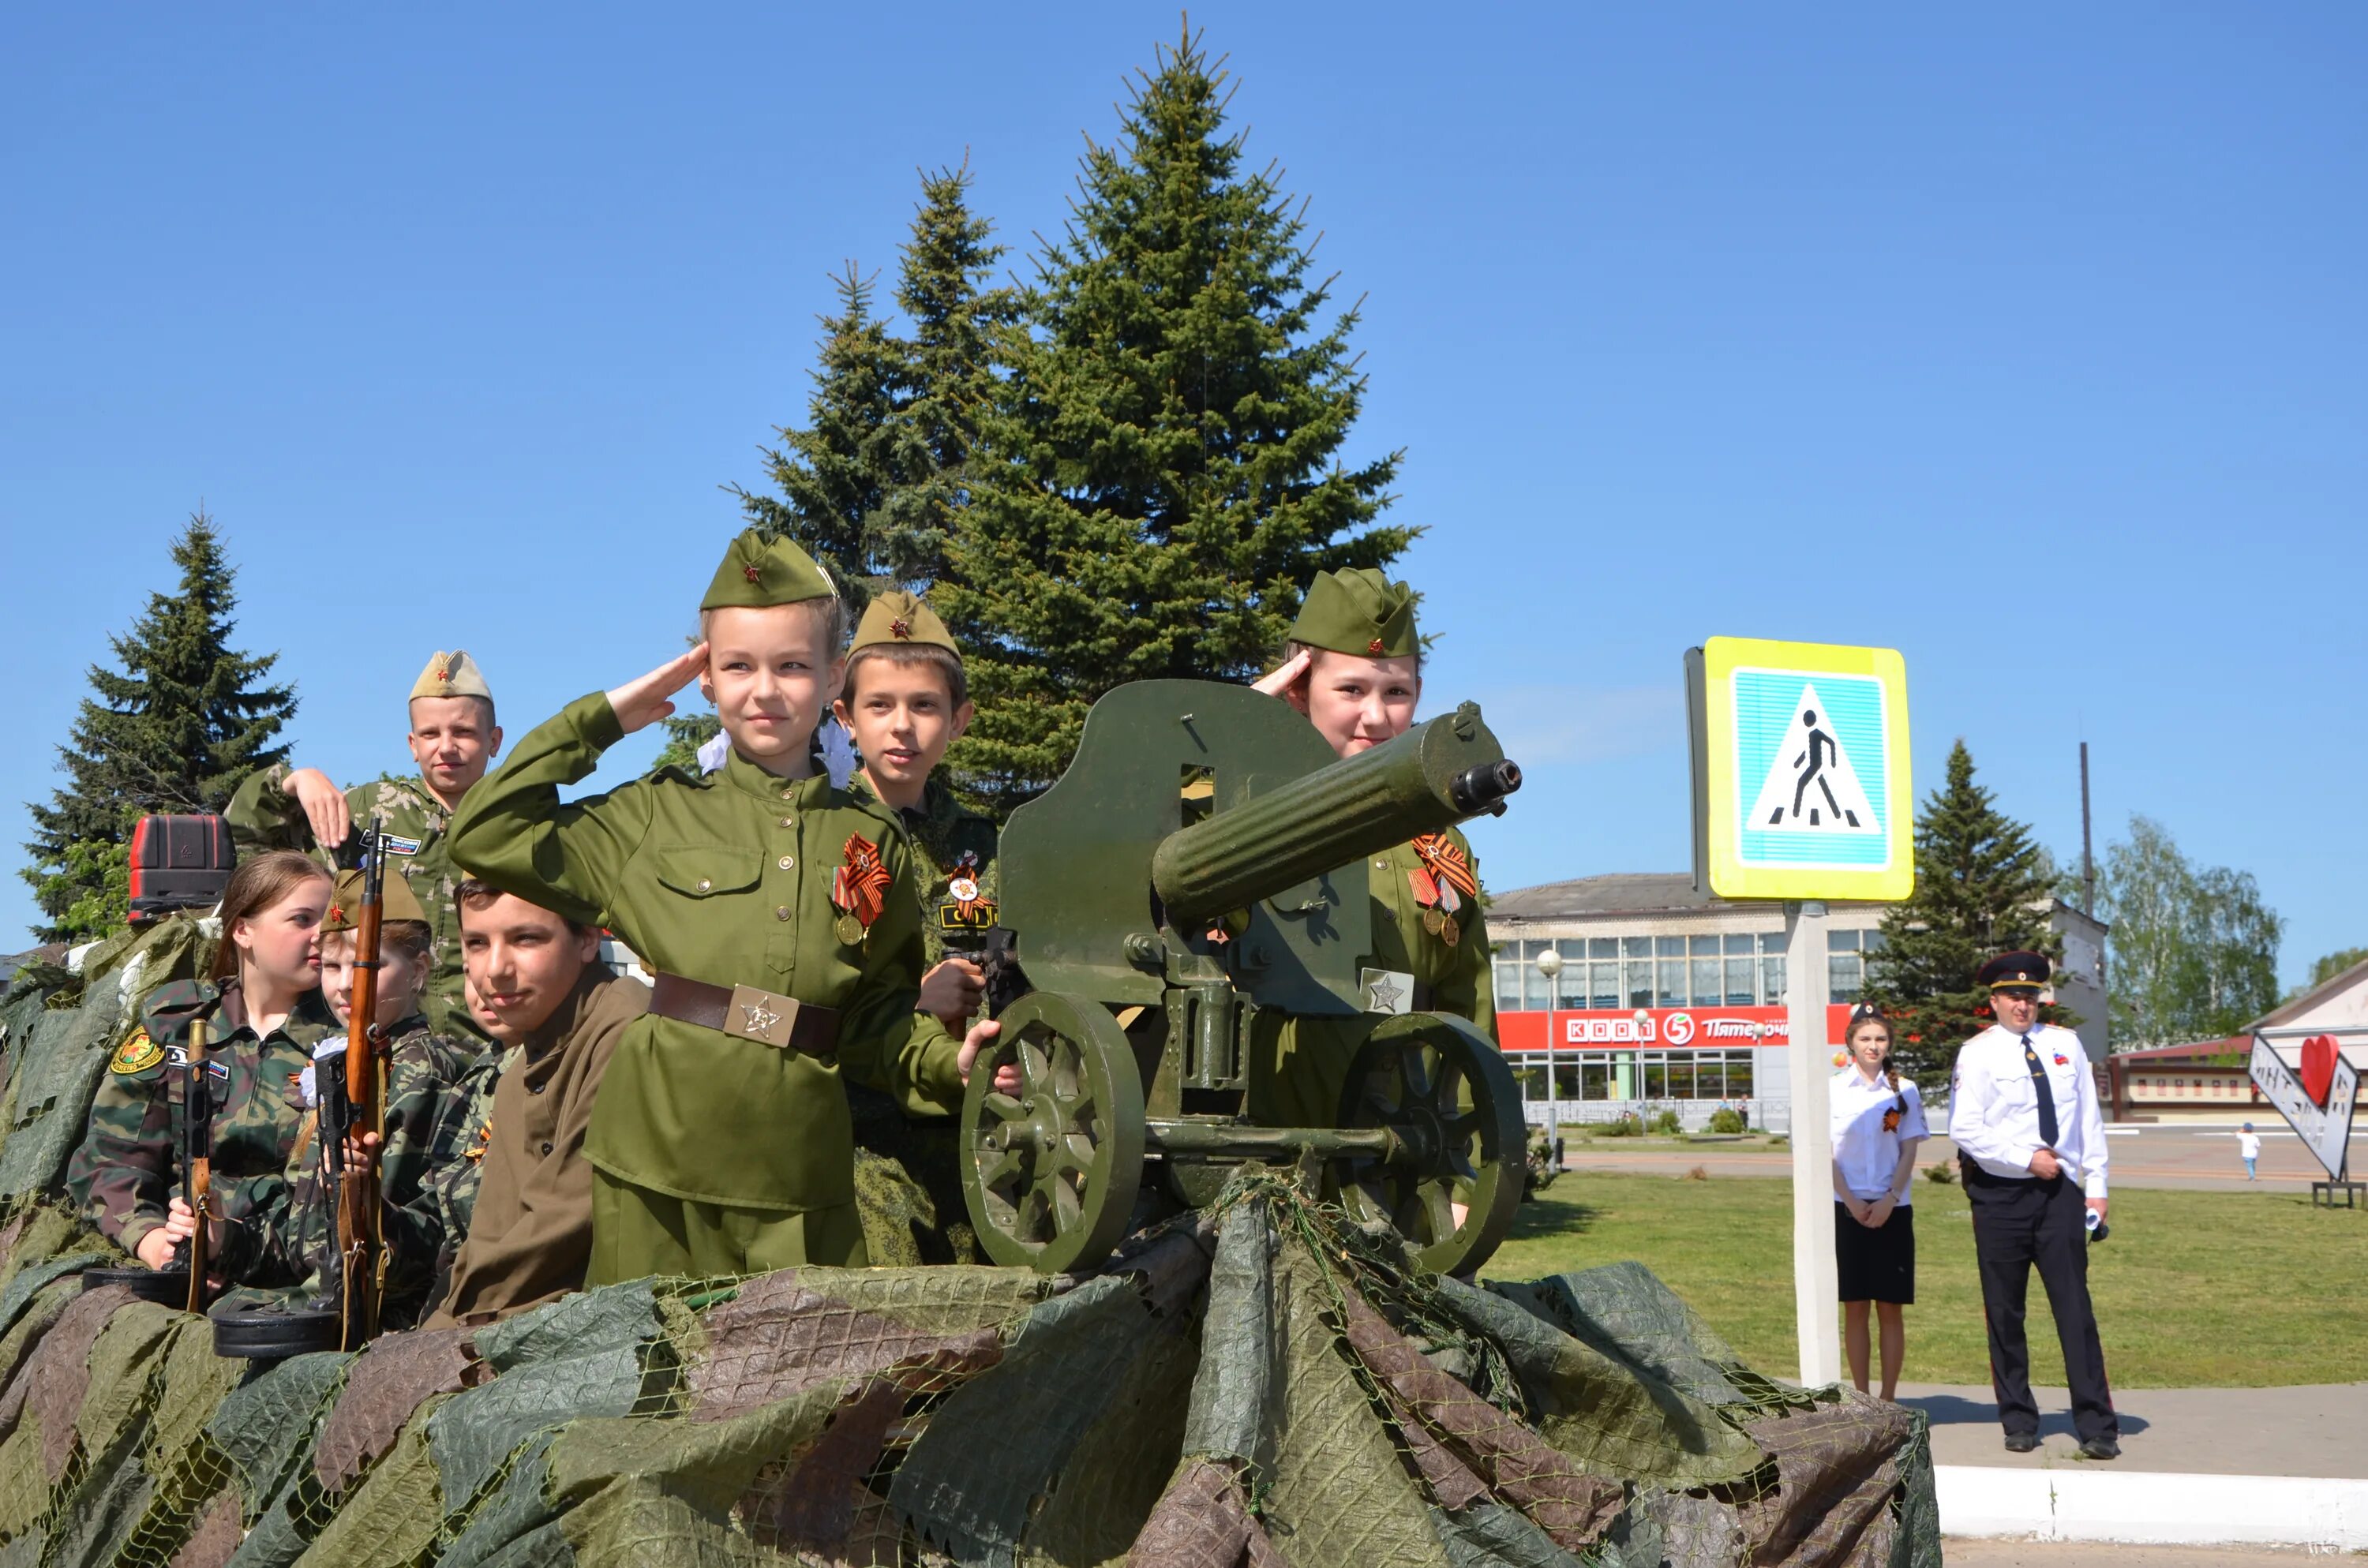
left=854, top=776, right=1001, bottom=969
left=427, top=968, right=646, bottom=1327
left=447, top=692, right=962, bottom=1212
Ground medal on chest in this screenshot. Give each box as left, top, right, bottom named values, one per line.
left=1407, top=833, right=1478, bottom=947
left=831, top=833, right=891, bottom=949
left=939, top=848, right=996, bottom=932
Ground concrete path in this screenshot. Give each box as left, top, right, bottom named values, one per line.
left=1560, top=1125, right=2366, bottom=1192
left=1895, top=1381, right=2368, bottom=1477
left=1943, top=1543, right=2308, bottom=1566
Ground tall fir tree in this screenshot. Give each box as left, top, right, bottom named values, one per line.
left=937, top=26, right=1411, bottom=813
left=1864, top=739, right=2063, bottom=1087
left=876, top=156, right=1023, bottom=587
left=21, top=513, right=296, bottom=940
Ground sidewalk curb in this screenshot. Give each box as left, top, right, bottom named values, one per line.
left=1937, top=1465, right=2368, bottom=1547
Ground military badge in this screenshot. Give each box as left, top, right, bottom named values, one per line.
left=831, top=834, right=891, bottom=947
left=1882, top=1106, right=1903, bottom=1132
left=2053, top=1053, right=2070, bottom=1066
left=466, top=1121, right=493, bottom=1163
left=939, top=850, right=997, bottom=931
left=109, top=1028, right=163, bottom=1076
left=380, top=834, right=422, bottom=856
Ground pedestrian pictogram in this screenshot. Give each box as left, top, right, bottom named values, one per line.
left=1746, top=684, right=1881, bottom=834
left=1686, top=638, right=1913, bottom=900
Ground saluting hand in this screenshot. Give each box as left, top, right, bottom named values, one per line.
left=1251, top=648, right=1313, bottom=711
left=282, top=768, right=352, bottom=848
left=606, top=645, right=710, bottom=735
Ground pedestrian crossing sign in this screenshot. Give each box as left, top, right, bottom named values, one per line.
left=1686, top=637, right=1913, bottom=900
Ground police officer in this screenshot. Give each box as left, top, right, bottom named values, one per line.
left=1949, top=951, right=2119, bottom=1458
left=225, top=650, right=503, bottom=1042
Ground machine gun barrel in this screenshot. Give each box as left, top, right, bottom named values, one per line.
left=1151, top=701, right=1519, bottom=930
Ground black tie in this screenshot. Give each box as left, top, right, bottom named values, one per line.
left=2021, top=1035, right=2059, bottom=1151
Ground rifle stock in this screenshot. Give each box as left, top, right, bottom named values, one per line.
left=182, top=1012, right=212, bottom=1314
left=335, top=832, right=386, bottom=1349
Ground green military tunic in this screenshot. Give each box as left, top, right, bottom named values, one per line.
left=845, top=773, right=999, bottom=1264
left=447, top=691, right=965, bottom=1279
left=226, top=765, right=482, bottom=1044
left=1247, top=825, right=1497, bottom=1128
left=65, top=979, right=340, bottom=1288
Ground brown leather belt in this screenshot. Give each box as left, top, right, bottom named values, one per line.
left=647, top=972, right=840, bottom=1060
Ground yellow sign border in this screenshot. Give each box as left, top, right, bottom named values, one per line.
left=1701, top=636, right=1913, bottom=901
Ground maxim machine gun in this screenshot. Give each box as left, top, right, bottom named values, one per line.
left=961, top=681, right=1526, bottom=1278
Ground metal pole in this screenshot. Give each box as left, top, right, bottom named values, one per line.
left=2080, top=742, right=2096, bottom=915
left=1534, top=949, right=1562, bottom=1148
left=1786, top=899, right=1840, bottom=1386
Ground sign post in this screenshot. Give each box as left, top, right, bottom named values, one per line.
left=1688, top=637, right=1913, bottom=1387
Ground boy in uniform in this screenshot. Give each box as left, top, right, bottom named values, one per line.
left=447, top=530, right=1006, bottom=1282
left=426, top=883, right=646, bottom=1327
left=833, top=589, right=996, bottom=1263
left=1248, top=568, right=1497, bottom=1126
left=244, top=869, right=478, bottom=1326
left=226, top=651, right=503, bottom=1042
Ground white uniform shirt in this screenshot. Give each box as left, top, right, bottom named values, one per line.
left=1948, top=1022, right=2109, bottom=1198
left=2238, top=1131, right=2262, bottom=1160
left=1831, top=1067, right=1928, bottom=1202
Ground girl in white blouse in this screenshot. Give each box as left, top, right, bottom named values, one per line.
left=1830, top=1004, right=1928, bottom=1399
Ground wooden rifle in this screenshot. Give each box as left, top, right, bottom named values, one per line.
left=181, top=1012, right=213, bottom=1314
left=331, top=829, right=386, bottom=1349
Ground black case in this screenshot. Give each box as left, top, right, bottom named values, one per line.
left=128, top=814, right=235, bottom=921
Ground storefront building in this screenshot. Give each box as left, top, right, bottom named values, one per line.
left=1488, top=872, right=2110, bottom=1133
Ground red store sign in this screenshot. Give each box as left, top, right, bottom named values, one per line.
left=1497, top=1005, right=1853, bottom=1053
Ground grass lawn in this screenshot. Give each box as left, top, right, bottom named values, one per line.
left=1482, top=1171, right=2368, bottom=1388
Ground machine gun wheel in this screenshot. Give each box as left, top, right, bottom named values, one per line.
left=1332, top=1012, right=1525, bottom=1276
left=959, top=990, right=1146, bottom=1274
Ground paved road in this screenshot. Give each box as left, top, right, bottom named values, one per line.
left=1943, top=1545, right=2306, bottom=1566
left=1894, top=1381, right=2368, bottom=1478
left=1559, top=1124, right=2364, bottom=1193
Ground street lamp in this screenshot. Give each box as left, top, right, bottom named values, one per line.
left=1534, top=949, right=1564, bottom=1151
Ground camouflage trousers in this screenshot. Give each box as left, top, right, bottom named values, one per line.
left=846, top=1084, right=980, bottom=1267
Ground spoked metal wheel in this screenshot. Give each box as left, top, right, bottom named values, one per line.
left=960, top=991, right=1146, bottom=1274
left=1332, top=1012, right=1525, bottom=1276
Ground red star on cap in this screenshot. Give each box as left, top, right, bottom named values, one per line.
left=434, top=665, right=449, bottom=683
left=890, top=617, right=912, bottom=639
left=743, top=564, right=762, bottom=583
left=1367, top=637, right=1384, bottom=655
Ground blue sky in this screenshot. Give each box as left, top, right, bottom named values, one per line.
left=4, top=6, right=2360, bottom=986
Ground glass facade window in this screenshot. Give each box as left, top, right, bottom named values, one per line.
left=1689, top=957, right=1721, bottom=1005
left=1589, top=962, right=1621, bottom=1009
left=1489, top=924, right=1890, bottom=1011
left=1724, top=957, right=1755, bottom=1005
left=1589, top=937, right=1619, bottom=960
left=1508, top=1050, right=1759, bottom=1102
left=1625, top=961, right=1654, bottom=1008
left=1658, top=960, right=1685, bottom=1007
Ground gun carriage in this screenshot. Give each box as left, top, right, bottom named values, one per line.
left=960, top=680, right=1527, bottom=1278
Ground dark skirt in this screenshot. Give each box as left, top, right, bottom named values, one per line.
left=1835, top=1201, right=1916, bottom=1304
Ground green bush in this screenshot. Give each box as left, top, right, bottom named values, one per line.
left=1706, top=1107, right=1748, bottom=1135
left=1599, top=1113, right=1645, bottom=1138
left=1923, top=1160, right=1957, bottom=1184
left=1650, top=1110, right=1683, bottom=1136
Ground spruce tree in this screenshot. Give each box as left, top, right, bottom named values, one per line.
left=21, top=513, right=295, bottom=940
left=937, top=26, right=1411, bottom=813
left=876, top=156, right=1022, bottom=587
left=1864, top=740, right=2063, bottom=1087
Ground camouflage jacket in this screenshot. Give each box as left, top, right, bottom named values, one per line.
left=414, top=1041, right=509, bottom=1312
left=64, top=979, right=339, bottom=1287
left=247, top=1016, right=484, bottom=1330
left=226, top=764, right=482, bottom=1044
left=854, top=775, right=1000, bottom=970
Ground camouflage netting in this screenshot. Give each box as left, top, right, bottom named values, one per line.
left=0, top=938, right=1939, bottom=1567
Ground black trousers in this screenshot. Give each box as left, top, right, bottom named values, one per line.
left=1964, top=1166, right=2117, bottom=1443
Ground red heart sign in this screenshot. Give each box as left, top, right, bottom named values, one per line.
left=2299, top=1035, right=2340, bottom=1110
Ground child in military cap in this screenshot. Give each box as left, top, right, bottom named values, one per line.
left=66, top=850, right=341, bottom=1295
left=239, top=868, right=482, bottom=1327
left=830, top=589, right=997, bottom=1263
left=1247, top=568, right=1497, bottom=1124
left=448, top=530, right=1010, bottom=1281
left=224, top=649, right=503, bottom=1042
